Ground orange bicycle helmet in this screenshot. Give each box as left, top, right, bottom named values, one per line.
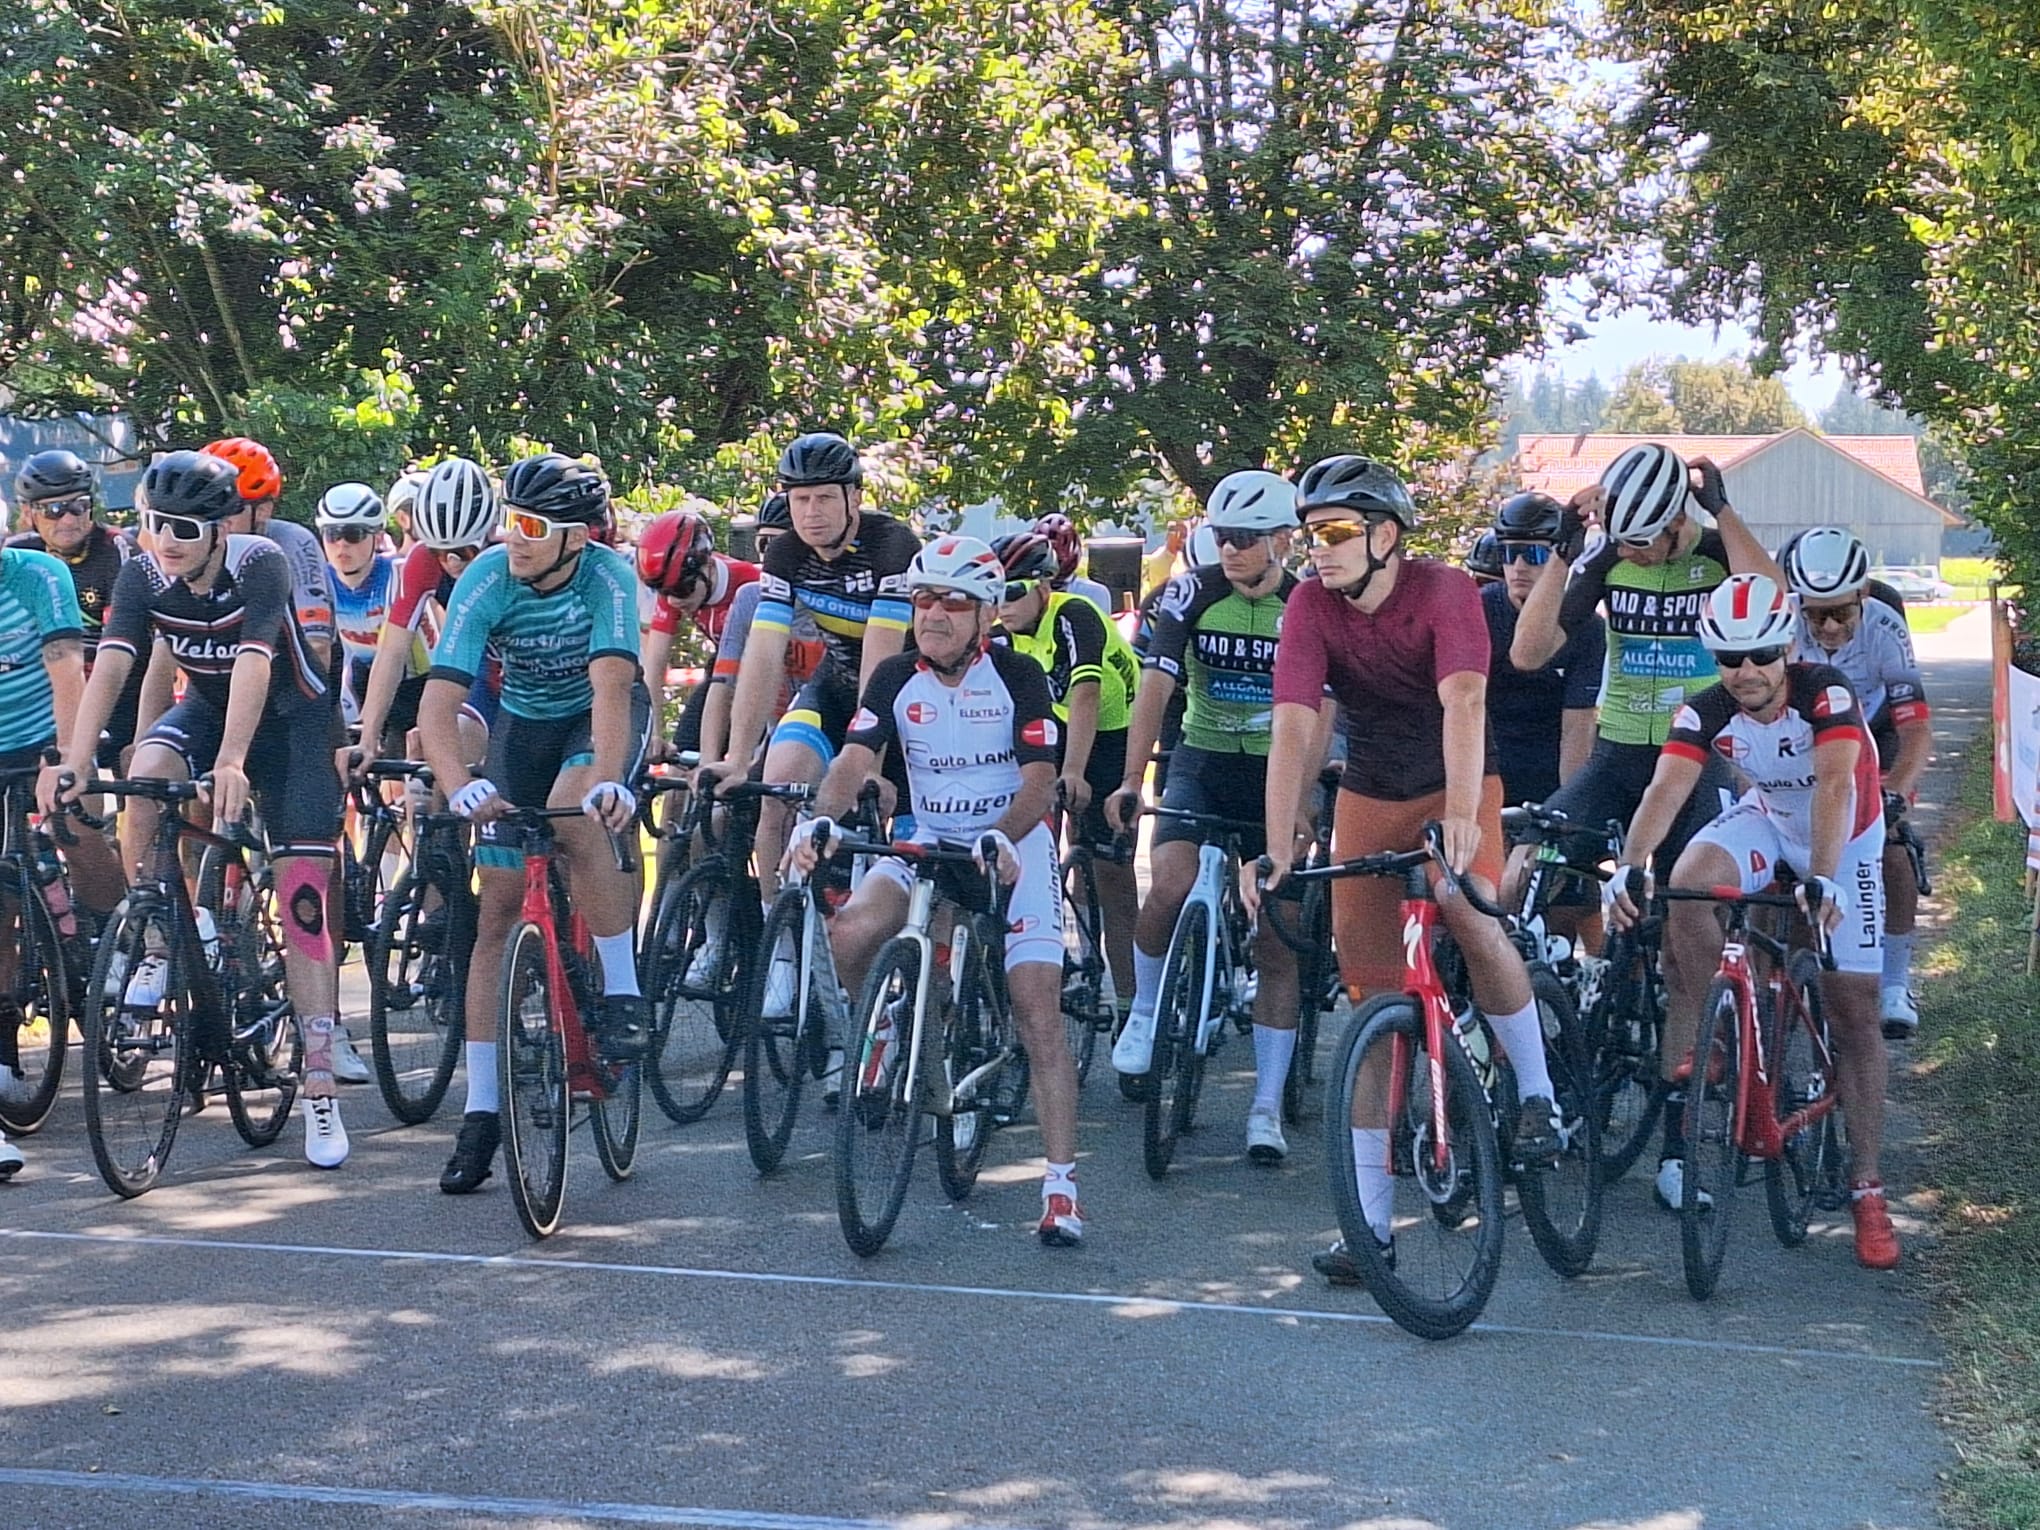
left=201, top=437, right=283, bottom=502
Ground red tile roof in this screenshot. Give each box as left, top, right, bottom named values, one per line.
left=1514, top=429, right=1928, bottom=501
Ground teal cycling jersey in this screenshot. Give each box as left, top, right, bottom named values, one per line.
left=0, top=547, right=85, bottom=753
left=429, top=542, right=639, bottom=720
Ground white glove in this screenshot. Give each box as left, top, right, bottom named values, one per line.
left=580, top=780, right=637, bottom=824
left=974, top=829, right=1020, bottom=885
left=1605, top=863, right=1649, bottom=915
left=797, top=816, right=839, bottom=856
left=1798, top=874, right=1843, bottom=927
left=449, top=778, right=499, bottom=819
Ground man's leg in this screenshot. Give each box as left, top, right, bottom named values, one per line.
left=1652, top=833, right=1750, bottom=1210
left=1109, top=838, right=1196, bottom=1075
left=440, top=862, right=522, bottom=1192
left=1880, top=838, right=1920, bottom=1033
left=1245, top=925, right=1299, bottom=1161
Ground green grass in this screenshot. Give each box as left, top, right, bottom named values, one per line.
left=1910, top=605, right=1980, bottom=636
left=1943, top=557, right=2000, bottom=602
left=1913, top=742, right=2040, bottom=1529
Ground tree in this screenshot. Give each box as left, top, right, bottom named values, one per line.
left=1600, top=359, right=1681, bottom=433
left=1597, top=356, right=1805, bottom=435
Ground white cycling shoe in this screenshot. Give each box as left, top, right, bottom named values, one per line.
left=1246, top=1108, right=1288, bottom=1164
left=330, top=1027, right=373, bottom=1085
left=1111, top=1009, right=1156, bottom=1075
left=1653, top=1156, right=1712, bottom=1212
left=1880, top=985, right=1920, bottom=1040
left=0, top=1132, right=22, bottom=1180
left=303, top=1096, right=350, bottom=1169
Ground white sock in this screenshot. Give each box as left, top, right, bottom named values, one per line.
left=464, top=1043, right=500, bottom=1114
left=1882, top=932, right=1914, bottom=990
left=302, top=1014, right=336, bottom=1100
left=1486, top=1000, right=1554, bottom=1102
left=1352, top=1128, right=1393, bottom=1242
left=594, top=930, right=640, bottom=997
left=1043, top=1160, right=1077, bottom=1198
left=1130, top=945, right=1165, bottom=1019
left=1250, top=1024, right=1296, bottom=1116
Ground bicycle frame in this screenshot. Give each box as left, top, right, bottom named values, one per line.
left=510, top=819, right=619, bottom=1104
left=1710, top=919, right=1840, bottom=1162
left=1387, top=881, right=1462, bottom=1178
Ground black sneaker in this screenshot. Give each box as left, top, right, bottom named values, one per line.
left=1513, top=1095, right=1562, bottom=1167
left=440, top=1111, right=501, bottom=1194
left=1312, top=1234, right=1393, bottom=1285
left=591, top=995, right=651, bottom=1063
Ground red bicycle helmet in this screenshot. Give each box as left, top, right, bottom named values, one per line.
left=1032, top=513, right=1082, bottom=581
left=636, top=509, right=716, bottom=594
left=201, top=437, right=283, bottom=503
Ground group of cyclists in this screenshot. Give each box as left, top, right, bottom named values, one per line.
left=0, top=422, right=1930, bottom=1283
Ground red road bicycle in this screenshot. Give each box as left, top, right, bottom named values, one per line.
left=1660, top=883, right=1845, bottom=1300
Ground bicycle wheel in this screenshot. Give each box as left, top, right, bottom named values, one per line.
left=836, top=936, right=925, bottom=1256
left=1283, top=880, right=1333, bottom=1126
left=500, top=921, right=570, bottom=1238
left=1588, top=934, right=1664, bottom=1183
left=643, top=857, right=740, bottom=1125
left=222, top=868, right=302, bottom=1148
left=1681, top=976, right=1746, bottom=1300
left=1765, top=950, right=1839, bottom=1248
left=0, top=880, right=73, bottom=1135
left=742, top=887, right=813, bottom=1173
left=1515, top=967, right=1603, bottom=1279
left=591, top=1059, right=642, bottom=1180
left=351, top=803, right=410, bottom=945
left=1324, top=993, right=1506, bottom=1340
left=935, top=943, right=1000, bottom=1201
left=367, top=864, right=467, bottom=1125
left=80, top=903, right=192, bottom=1197
left=1058, top=858, right=1104, bottom=1087
left=1144, top=900, right=1209, bottom=1179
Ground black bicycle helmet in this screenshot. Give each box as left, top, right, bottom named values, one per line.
left=1294, top=454, right=1416, bottom=525
left=139, top=450, right=243, bottom=522
left=1465, top=532, right=1504, bottom=582
left=14, top=448, right=93, bottom=503
left=991, top=531, right=1060, bottom=585
left=776, top=431, right=863, bottom=488
left=758, top=491, right=792, bottom=531
left=500, top=452, right=610, bottom=525
left=1493, top=491, right=1564, bottom=544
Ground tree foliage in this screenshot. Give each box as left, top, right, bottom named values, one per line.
left=1599, top=356, right=1806, bottom=435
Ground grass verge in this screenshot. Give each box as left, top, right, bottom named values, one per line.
left=1911, top=604, right=1982, bottom=637
left=1915, top=740, right=2040, bottom=1529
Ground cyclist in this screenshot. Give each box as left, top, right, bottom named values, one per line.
left=1483, top=492, right=1604, bottom=808
left=386, top=470, right=428, bottom=554
left=992, top=530, right=1140, bottom=1005
left=1782, top=527, right=1932, bottom=1038
left=52, top=450, right=352, bottom=1169
left=1605, top=572, right=1900, bottom=1269
left=636, top=508, right=758, bottom=759
left=786, top=536, right=1083, bottom=1245
left=200, top=438, right=336, bottom=665
left=696, top=432, right=919, bottom=1005
left=421, top=453, right=653, bottom=1195
left=319, top=483, right=407, bottom=728
left=1464, top=531, right=1503, bottom=588
left=1781, top=529, right=1908, bottom=619
left=0, top=538, right=89, bottom=1178
left=1033, top=513, right=1113, bottom=614
left=698, top=495, right=824, bottom=767
left=1106, top=470, right=1311, bottom=1165
left=1246, top=454, right=1560, bottom=1281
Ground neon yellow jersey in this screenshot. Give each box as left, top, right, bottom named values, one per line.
left=996, top=591, right=1137, bottom=732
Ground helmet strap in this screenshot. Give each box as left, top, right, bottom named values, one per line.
left=521, top=532, right=583, bottom=591
left=1338, top=519, right=1400, bottom=605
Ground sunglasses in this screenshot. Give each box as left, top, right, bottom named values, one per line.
left=1500, top=542, right=1552, bottom=566
left=31, top=496, right=92, bottom=520
left=910, top=588, right=984, bottom=614
left=1715, top=644, right=1789, bottom=670
left=320, top=524, right=377, bottom=545
left=1212, top=527, right=1267, bottom=551
left=503, top=507, right=572, bottom=541
left=1002, top=578, right=1044, bottom=603
left=1805, top=601, right=1862, bottom=628
left=1301, top=518, right=1372, bottom=549
left=143, top=511, right=211, bottom=544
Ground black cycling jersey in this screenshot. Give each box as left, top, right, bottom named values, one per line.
left=8, top=523, right=132, bottom=667
left=754, top=512, right=920, bottom=673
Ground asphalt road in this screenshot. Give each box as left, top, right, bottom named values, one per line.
left=0, top=622, right=1992, bottom=1530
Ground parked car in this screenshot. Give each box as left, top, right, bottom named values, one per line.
left=1874, top=568, right=1956, bottom=602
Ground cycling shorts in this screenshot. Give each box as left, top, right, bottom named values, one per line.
left=671, top=677, right=710, bottom=758
left=769, top=663, right=858, bottom=764
left=865, top=820, right=1062, bottom=972
left=140, top=695, right=342, bottom=849
left=1154, top=745, right=1268, bottom=858
left=1065, top=727, right=1127, bottom=855
left=1331, top=775, right=1506, bottom=1002
left=1686, top=795, right=1885, bottom=977
left=474, top=684, right=653, bottom=871
left=1543, top=739, right=1737, bottom=873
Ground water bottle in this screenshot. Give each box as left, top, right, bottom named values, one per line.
left=31, top=841, right=77, bottom=939
left=1453, top=1005, right=1499, bottom=1095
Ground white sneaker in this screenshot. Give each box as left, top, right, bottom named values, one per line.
left=124, top=952, right=168, bottom=1008
left=1880, top=985, right=1920, bottom=1039
left=1246, top=1108, right=1288, bottom=1164
left=303, top=1095, right=349, bottom=1169
left=685, top=905, right=729, bottom=987
left=0, top=1132, right=22, bottom=1180
left=330, top=1027, right=373, bottom=1085
left=1653, top=1156, right=1712, bottom=1212
left=0, top=1066, right=32, bottom=1108
left=1112, top=1008, right=1156, bottom=1075
left=763, top=952, right=798, bottom=1016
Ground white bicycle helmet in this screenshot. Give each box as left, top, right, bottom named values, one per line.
left=1601, top=443, right=1690, bottom=546
left=1697, top=573, right=1796, bottom=652
left=414, top=457, right=496, bottom=550
left=386, top=469, right=428, bottom=521
left=1780, top=526, right=1869, bottom=600
left=1187, top=522, right=1219, bottom=567
left=905, top=535, right=1003, bottom=604
left=315, top=482, right=387, bottom=530
left=1206, top=469, right=1297, bottom=532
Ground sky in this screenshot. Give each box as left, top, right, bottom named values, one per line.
left=1524, top=309, right=1848, bottom=415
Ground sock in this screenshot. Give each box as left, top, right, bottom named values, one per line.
left=302, top=1014, right=336, bottom=1099
left=1250, top=1024, right=1297, bottom=1116
left=1130, top=945, right=1165, bottom=1019
left=594, top=930, right=640, bottom=997
left=1851, top=1179, right=1885, bottom=1201
left=1352, top=1128, right=1393, bottom=1242
left=1660, top=1086, right=1687, bottom=1161
left=1043, top=1160, right=1077, bottom=1199
left=464, top=1042, right=500, bottom=1115
left=1485, top=1000, right=1554, bottom=1102
left=1882, top=932, right=1914, bottom=990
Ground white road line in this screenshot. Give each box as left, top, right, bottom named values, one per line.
left=0, top=1466, right=1030, bottom=1529
left=0, top=1226, right=1937, bottom=1368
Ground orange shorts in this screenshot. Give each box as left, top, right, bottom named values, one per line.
left=1330, top=776, right=1506, bottom=1002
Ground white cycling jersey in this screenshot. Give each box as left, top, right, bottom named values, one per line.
left=1791, top=597, right=1928, bottom=728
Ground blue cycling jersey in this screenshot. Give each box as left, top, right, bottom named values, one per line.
left=0, top=548, right=85, bottom=753
left=429, top=542, right=640, bottom=720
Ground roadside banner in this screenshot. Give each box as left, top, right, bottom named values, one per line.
left=1994, top=588, right=2015, bottom=822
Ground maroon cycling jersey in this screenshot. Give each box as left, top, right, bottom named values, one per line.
left=1664, top=662, right=1880, bottom=843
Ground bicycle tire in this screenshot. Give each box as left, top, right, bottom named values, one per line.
left=81, top=903, right=191, bottom=1197
left=643, top=857, right=740, bottom=1125
left=0, top=877, right=73, bottom=1135
left=1283, top=880, right=1333, bottom=1126
left=1765, top=949, right=1838, bottom=1248
left=591, top=1060, right=642, bottom=1180
left=836, top=936, right=926, bottom=1256
left=743, top=886, right=817, bottom=1174
left=1515, top=966, right=1603, bottom=1279
left=367, top=864, right=466, bottom=1125
left=222, top=865, right=302, bottom=1147
left=1144, top=899, right=1209, bottom=1179
left=1058, top=857, right=1105, bottom=1087
left=935, top=938, right=1000, bottom=1201
left=1681, top=976, right=1745, bottom=1300
left=500, top=921, right=570, bottom=1238
left=1589, top=934, right=1664, bottom=1183
left=1324, top=992, right=1506, bottom=1340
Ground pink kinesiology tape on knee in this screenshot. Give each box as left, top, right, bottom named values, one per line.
left=277, top=858, right=336, bottom=964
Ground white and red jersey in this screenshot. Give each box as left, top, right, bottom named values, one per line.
left=648, top=553, right=758, bottom=647
left=1665, top=662, right=1881, bottom=846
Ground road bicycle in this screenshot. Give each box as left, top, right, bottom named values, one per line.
left=1284, top=823, right=1600, bottom=1340
left=0, top=760, right=89, bottom=1136
left=1658, top=881, right=1843, bottom=1301
left=80, top=776, right=301, bottom=1197
left=832, top=830, right=1028, bottom=1257
left=1267, top=765, right=1346, bottom=1126
left=492, top=804, right=642, bottom=1239
left=1055, top=782, right=1126, bottom=1088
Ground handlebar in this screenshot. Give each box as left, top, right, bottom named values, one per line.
left=492, top=803, right=637, bottom=875
left=1658, top=883, right=1838, bottom=971
left=1257, top=822, right=1509, bottom=921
